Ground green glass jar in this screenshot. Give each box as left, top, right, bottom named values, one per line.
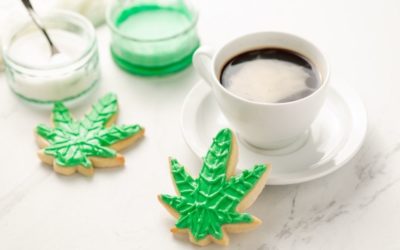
left=106, top=0, right=200, bottom=76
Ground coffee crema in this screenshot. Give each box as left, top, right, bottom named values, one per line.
left=220, top=48, right=321, bottom=103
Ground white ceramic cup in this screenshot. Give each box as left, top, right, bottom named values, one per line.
left=193, top=31, right=330, bottom=149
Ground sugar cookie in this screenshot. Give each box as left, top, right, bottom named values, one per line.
left=35, top=93, right=144, bottom=176
left=158, top=128, right=270, bottom=246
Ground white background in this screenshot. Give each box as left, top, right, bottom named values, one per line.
left=1, top=0, right=400, bottom=249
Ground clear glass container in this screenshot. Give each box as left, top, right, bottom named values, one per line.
left=106, top=0, right=200, bottom=76
left=2, top=10, right=100, bottom=105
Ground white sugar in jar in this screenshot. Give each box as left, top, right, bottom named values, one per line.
left=2, top=10, right=99, bottom=105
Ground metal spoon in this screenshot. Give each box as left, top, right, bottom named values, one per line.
left=21, top=0, right=60, bottom=56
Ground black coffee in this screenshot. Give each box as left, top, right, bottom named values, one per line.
left=220, top=48, right=321, bottom=103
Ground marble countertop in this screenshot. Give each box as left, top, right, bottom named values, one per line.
left=1, top=0, right=400, bottom=249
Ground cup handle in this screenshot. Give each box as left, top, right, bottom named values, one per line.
left=193, top=46, right=215, bottom=86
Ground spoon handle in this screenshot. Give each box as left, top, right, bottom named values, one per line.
left=20, top=0, right=59, bottom=55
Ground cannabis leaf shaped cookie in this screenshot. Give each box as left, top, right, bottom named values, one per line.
left=35, top=93, right=144, bottom=176
left=158, top=128, right=270, bottom=246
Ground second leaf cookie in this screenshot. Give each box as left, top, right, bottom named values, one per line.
left=35, top=93, right=145, bottom=176
left=158, top=128, right=271, bottom=246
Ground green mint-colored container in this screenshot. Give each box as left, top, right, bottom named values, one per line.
left=106, top=0, right=200, bottom=76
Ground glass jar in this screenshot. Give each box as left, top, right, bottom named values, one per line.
left=2, top=10, right=100, bottom=105
left=106, top=0, right=200, bottom=76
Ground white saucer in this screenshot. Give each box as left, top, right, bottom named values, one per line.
left=181, top=81, right=367, bottom=185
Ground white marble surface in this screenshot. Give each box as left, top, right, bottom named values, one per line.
left=1, top=0, right=400, bottom=249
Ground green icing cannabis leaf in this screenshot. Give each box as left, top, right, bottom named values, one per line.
left=36, top=93, right=143, bottom=169
left=159, top=128, right=267, bottom=242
